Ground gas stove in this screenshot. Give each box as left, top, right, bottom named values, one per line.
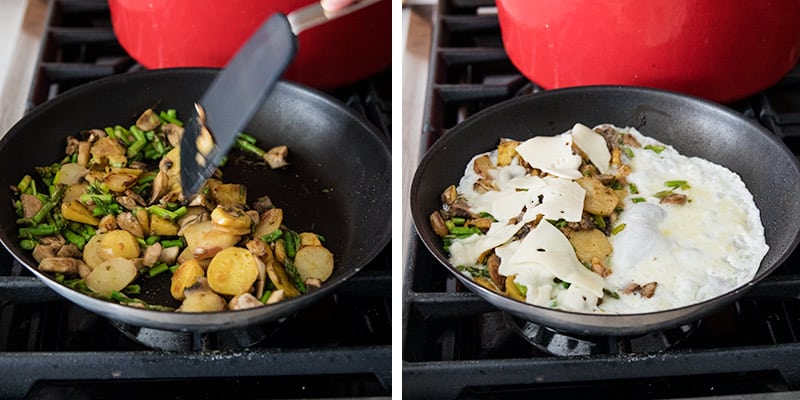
left=402, top=0, right=800, bottom=398
left=0, top=1, right=391, bottom=398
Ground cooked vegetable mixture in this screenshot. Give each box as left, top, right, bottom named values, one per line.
left=12, top=108, right=334, bottom=312
left=431, top=123, right=768, bottom=313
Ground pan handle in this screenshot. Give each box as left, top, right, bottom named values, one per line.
left=288, top=0, right=384, bottom=35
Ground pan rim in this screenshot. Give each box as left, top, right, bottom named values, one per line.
left=0, top=67, right=391, bottom=332
left=409, top=84, right=800, bottom=335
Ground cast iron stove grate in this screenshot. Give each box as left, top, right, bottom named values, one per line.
left=402, top=0, right=800, bottom=398
left=0, top=1, right=391, bottom=398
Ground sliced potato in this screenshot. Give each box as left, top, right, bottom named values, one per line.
left=504, top=275, right=526, bottom=301
left=266, top=259, right=300, bottom=298
left=56, top=163, right=88, bottom=186
left=497, top=139, right=520, bottom=167
left=211, top=183, right=246, bottom=208
left=83, top=234, right=106, bottom=270
left=293, top=246, right=334, bottom=282
left=210, top=206, right=251, bottom=235
left=298, top=232, right=322, bottom=248
left=103, top=170, right=141, bottom=193
left=274, top=239, right=287, bottom=265
left=90, top=136, right=126, bottom=164
left=170, top=259, right=206, bottom=300
left=85, top=257, right=138, bottom=297
left=134, top=208, right=150, bottom=237
left=61, top=200, right=99, bottom=226
left=576, top=176, right=619, bottom=216
left=98, top=230, right=141, bottom=260
left=182, top=220, right=240, bottom=260
left=206, top=247, right=259, bottom=296
left=63, top=183, right=89, bottom=204
left=569, top=228, right=612, bottom=264
left=149, top=214, right=179, bottom=236
left=178, top=291, right=226, bottom=312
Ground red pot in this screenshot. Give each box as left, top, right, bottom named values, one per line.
left=109, top=0, right=391, bottom=89
left=496, top=0, right=800, bottom=103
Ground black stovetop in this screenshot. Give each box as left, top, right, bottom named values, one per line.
left=0, top=1, right=391, bottom=399
left=402, top=0, right=800, bottom=399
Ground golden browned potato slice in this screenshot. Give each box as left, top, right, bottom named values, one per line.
left=504, top=275, right=526, bottom=301
left=266, top=259, right=300, bottom=298
left=98, top=230, right=141, bottom=260
left=298, top=232, right=322, bottom=248
left=170, top=259, right=206, bottom=301
left=210, top=206, right=251, bottom=235
left=61, top=201, right=99, bottom=226
left=568, top=228, right=612, bottom=264
left=149, top=214, right=179, bottom=236
left=211, top=183, right=246, bottom=208
left=90, top=136, right=125, bottom=164
left=85, top=257, right=138, bottom=297
left=103, top=170, right=141, bottom=193
left=497, top=139, right=520, bottom=166
left=134, top=208, right=150, bottom=237
left=293, top=246, right=334, bottom=282
left=273, top=239, right=287, bottom=265
left=206, top=247, right=259, bottom=296
left=576, top=176, right=619, bottom=216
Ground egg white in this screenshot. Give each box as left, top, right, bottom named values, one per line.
left=600, top=127, right=768, bottom=313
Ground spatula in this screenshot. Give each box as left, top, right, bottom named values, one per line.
left=179, top=0, right=383, bottom=197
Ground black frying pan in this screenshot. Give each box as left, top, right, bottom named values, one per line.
left=0, top=68, right=391, bottom=332
left=410, top=85, right=800, bottom=337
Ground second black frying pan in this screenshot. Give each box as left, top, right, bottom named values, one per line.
left=410, top=85, right=800, bottom=337
left=0, top=68, right=391, bottom=332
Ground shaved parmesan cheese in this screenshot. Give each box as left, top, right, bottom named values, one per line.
left=448, top=220, right=525, bottom=266
left=572, top=123, right=611, bottom=174
left=514, top=136, right=582, bottom=179
left=523, top=177, right=585, bottom=223
left=508, top=221, right=605, bottom=298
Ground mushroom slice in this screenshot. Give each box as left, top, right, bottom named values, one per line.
left=39, top=257, right=83, bottom=275
left=56, top=243, right=82, bottom=258
left=158, top=245, right=180, bottom=265
left=148, top=170, right=169, bottom=204
left=116, top=212, right=145, bottom=238
left=228, top=293, right=264, bottom=310
left=142, top=242, right=162, bottom=268
left=135, top=108, right=161, bottom=132
left=265, top=289, right=285, bottom=305
left=20, top=194, right=43, bottom=219
left=162, top=123, right=184, bottom=148
left=263, top=145, right=289, bottom=169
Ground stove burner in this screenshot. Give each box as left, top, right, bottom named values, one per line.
left=111, top=317, right=290, bottom=352
left=507, top=314, right=699, bottom=356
